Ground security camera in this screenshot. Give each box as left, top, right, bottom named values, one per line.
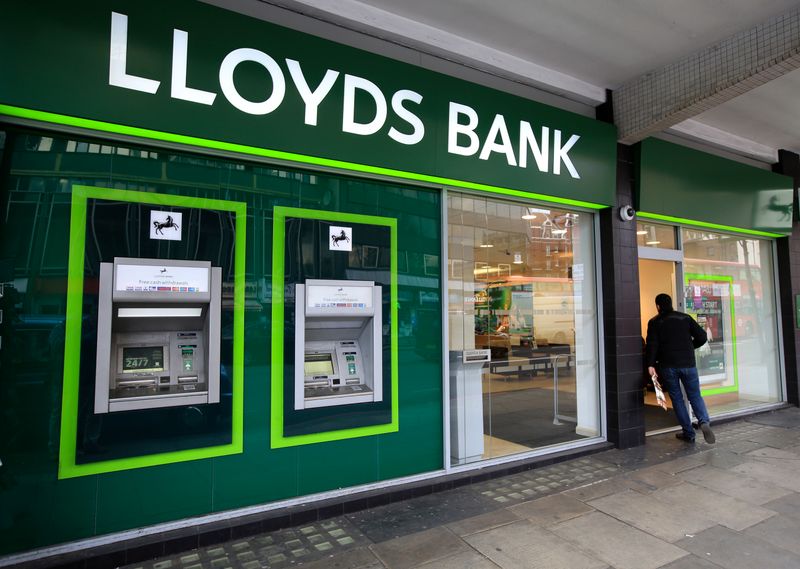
left=618, top=205, right=636, bottom=221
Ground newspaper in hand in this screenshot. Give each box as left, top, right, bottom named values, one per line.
left=651, top=374, right=668, bottom=411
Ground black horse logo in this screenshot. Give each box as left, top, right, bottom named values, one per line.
left=766, top=195, right=792, bottom=222
left=153, top=215, right=180, bottom=235
left=331, top=230, right=350, bottom=247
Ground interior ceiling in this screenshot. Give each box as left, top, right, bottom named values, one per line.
left=261, top=0, right=800, bottom=160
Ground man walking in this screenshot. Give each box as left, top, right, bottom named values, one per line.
left=646, top=293, right=715, bottom=444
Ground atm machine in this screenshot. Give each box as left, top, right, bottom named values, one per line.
left=94, top=257, right=222, bottom=413
left=294, top=279, right=382, bottom=409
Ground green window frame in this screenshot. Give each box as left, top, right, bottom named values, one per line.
left=58, top=185, right=247, bottom=479
left=270, top=206, right=399, bottom=448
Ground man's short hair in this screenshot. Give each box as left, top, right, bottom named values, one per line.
left=655, top=293, right=673, bottom=312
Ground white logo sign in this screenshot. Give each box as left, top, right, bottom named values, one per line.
left=150, top=211, right=182, bottom=241
left=329, top=226, right=352, bottom=251
left=108, top=12, right=582, bottom=180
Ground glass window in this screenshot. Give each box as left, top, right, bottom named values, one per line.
left=448, top=194, right=600, bottom=465
left=637, top=222, right=676, bottom=249
left=681, top=229, right=782, bottom=413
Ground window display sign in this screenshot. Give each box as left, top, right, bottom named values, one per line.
left=684, top=275, right=737, bottom=391
left=307, top=283, right=373, bottom=309
left=115, top=263, right=209, bottom=293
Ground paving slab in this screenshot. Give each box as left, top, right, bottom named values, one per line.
left=509, top=494, right=595, bottom=526
left=298, top=547, right=384, bottom=569
left=416, top=550, right=500, bottom=569
left=588, top=489, right=715, bottom=542
left=370, top=527, right=470, bottom=569
left=651, top=453, right=710, bottom=475
left=744, top=514, right=800, bottom=556
left=699, top=448, right=750, bottom=470
left=676, top=525, right=800, bottom=569
left=731, top=461, right=800, bottom=492
left=762, top=493, right=800, bottom=521
left=745, top=408, right=800, bottom=429
left=652, top=482, right=775, bottom=531
left=742, top=430, right=800, bottom=449
left=445, top=509, right=521, bottom=537
left=465, top=520, right=608, bottom=569
left=550, top=511, right=687, bottom=569
left=625, top=466, right=684, bottom=491
left=745, top=446, right=800, bottom=468
left=563, top=476, right=650, bottom=503
left=716, top=439, right=763, bottom=455
left=347, top=488, right=497, bottom=543
left=657, top=554, right=721, bottom=568
left=678, top=465, right=793, bottom=505
left=594, top=438, right=703, bottom=471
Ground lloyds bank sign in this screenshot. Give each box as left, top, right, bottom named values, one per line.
left=0, top=0, right=616, bottom=206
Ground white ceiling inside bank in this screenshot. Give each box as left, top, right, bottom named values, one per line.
left=221, top=0, right=800, bottom=162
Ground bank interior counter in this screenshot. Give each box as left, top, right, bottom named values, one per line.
left=94, top=257, right=222, bottom=413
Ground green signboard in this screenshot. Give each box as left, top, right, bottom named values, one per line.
left=0, top=0, right=616, bottom=207
left=636, top=138, right=794, bottom=236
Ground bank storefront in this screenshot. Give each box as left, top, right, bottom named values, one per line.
left=0, top=0, right=617, bottom=558
left=635, top=139, right=792, bottom=433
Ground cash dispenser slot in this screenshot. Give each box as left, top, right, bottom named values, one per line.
left=94, top=257, right=222, bottom=413
left=294, top=280, right=383, bottom=410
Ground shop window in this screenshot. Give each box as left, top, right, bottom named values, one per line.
left=637, top=222, right=676, bottom=248
left=448, top=194, right=600, bottom=465
left=682, top=229, right=782, bottom=412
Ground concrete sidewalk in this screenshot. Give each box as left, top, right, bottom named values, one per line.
left=126, top=407, right=800, bottom=569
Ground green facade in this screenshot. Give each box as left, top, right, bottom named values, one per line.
left=0, top=129, right=443, bottom=554
left=0, top=0, right=616, bottom=208
left=637, top=138, right=794, bottom=235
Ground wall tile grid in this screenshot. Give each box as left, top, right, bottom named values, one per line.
left=614, top=8, right=800, bottom=142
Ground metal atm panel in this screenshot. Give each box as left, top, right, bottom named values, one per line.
left=94, top=257, right=221, bottom=413
left=294, top=280, right=383, bottom=409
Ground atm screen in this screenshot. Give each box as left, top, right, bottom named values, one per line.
left=304, top=353, right=334, bottom=376
left=121, top=346, right=165, bottom=373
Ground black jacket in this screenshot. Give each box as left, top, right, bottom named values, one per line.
left=645, top=309, right=707, bottom=369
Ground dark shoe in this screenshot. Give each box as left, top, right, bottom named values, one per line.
left=700, top=422, right=716, bottom=444
left=675, top=432, right=696, bottom=443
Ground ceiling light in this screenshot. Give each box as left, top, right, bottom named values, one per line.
left=636, top=230, right=647, bottom=235
left=479, top=243, right=494, bottom=248
left=521, top=213, right=537, bottom=220
left=646, top=241, right=661, bottom=245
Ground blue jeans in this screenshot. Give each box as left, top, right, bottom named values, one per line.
left=660, top=367, right=710, bottom=438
